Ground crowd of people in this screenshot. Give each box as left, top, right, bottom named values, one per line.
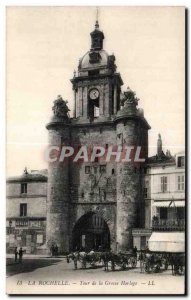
left=12, top=243, right=184, bottom=275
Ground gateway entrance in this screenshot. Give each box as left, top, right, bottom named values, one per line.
left=72, top=212, right=110, bottom=251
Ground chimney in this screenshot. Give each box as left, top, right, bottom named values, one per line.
left=157, top=134, right=162, bottom=157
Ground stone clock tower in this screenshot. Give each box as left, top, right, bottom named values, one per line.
left=46, top=20, right=151, bottom=253
left=71, top=20, right=123, bottom=123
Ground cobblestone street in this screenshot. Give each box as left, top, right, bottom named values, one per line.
left=6, top=256, right=185, bottom=295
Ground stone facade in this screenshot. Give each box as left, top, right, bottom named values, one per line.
left=6, top=170, right=47, bottom=254
left=148, top=149, right=185, bottom=231
left=132, top=139, right=185, bottom=250
left=46, top=21, right=151, bottom=253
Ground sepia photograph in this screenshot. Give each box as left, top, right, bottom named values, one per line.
left=6, top=6, right=185, bottom=295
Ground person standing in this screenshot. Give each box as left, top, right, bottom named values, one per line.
left=55, top=244, right=58, bottom=256
left=19, top=247, right=23, bottom=263
left=133, top=246, right=137, bottom=258
left=50, top=244, right=55, bottom=257
left=139, top=250, right=144, bottom=273
left=14, top=247, right=18, bottom=262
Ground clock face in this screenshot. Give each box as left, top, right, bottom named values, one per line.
left=89, top=89, right=99, bottom=100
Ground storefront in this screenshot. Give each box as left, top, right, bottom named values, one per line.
left=132, top=228, right=152, bottom=250
left=148, top=232, right=185, bottom=252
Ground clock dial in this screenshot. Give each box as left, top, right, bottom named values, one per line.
left=89, top=89, right=99, bottom=100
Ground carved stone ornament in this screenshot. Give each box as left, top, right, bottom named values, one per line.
left=121, top=87, right=139, bottom=107
left=52, top=95, right=70, bottom=118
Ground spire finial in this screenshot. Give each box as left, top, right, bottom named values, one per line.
left=95, top=7, right=99, bottom=29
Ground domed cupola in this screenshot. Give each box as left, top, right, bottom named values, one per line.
left=77, top=21, right=117, bottom=74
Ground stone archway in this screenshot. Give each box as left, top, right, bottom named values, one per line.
left=72, top=212, right=110, bottom=251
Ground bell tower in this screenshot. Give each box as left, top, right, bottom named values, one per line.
left=46, top=16, right=151, bottom=254
left=71, top=21, right=123, bottom=123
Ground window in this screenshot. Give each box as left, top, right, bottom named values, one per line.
left=20, top=203, right=27, bottom=217
left=177, top=207, right=185, bottom=220
left=178, top=175, right=184, bottom=191
left=177, top=156, right=185, bottom=168
left=100, top=165, right=106, bottom=173
left=160, top=176, right=168, bottom=192
left=21, top=183, right=27, bottom=194
left=160, top=207, right=168, bottom=219
left=85, top=166, right=91, bottom=174
left=94, top=106, right=100, bottom=117
left=144, top=188, right=148, bottom=198
left=89, top=98, right=100, bottom=121
left=94, top=166, right=98, bottom=174
left=112, top=168, right=115, bottom=175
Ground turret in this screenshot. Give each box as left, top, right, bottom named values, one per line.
left=46, top=95, right=71, bottom=253
left=115, top=87, right=151, bottom=251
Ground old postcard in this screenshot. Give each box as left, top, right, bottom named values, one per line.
left=6, top=6, right=186, bottom=295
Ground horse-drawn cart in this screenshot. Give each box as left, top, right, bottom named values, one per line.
left=109, top=251, right=137, bottom=271
left=67, top=250, right=137, bottom=271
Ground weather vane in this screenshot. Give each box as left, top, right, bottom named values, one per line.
left=95, top=7, right=99, bottom=29
left=96, top=7, right=99, bottom=22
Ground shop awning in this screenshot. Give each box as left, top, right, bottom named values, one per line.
left=148, top=232, right=185, bottom=253
left=153, top=201, right=185, bottom=207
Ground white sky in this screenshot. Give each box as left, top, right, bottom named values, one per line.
left=6, top=6, right=185, bottom=176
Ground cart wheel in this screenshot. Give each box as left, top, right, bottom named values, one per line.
left=122, top=262, right=127, bottom=269
left=155, top=265, right=160, bottom=273
left=151, top=264, right=155, bottom=273
left=164, top=263, right=169, bottom=270
left=130, top=257, right=137, bottom=268
left=111, top=262, right=115, bottom=271
left=179, top=266, right=185, bottom=275
left=144, top=263, right=150, bottom=273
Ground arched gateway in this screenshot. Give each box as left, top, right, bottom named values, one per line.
left=46, top=20, right=150, bottom=254
left=72, top=212, right=110, bottom=251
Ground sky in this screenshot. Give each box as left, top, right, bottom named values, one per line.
left=6, top=6, right=185, bottom=176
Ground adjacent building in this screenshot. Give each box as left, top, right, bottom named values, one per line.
left=132, top=135, right=185, bottom=251
left=6, top=169, right=47, bottom=254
